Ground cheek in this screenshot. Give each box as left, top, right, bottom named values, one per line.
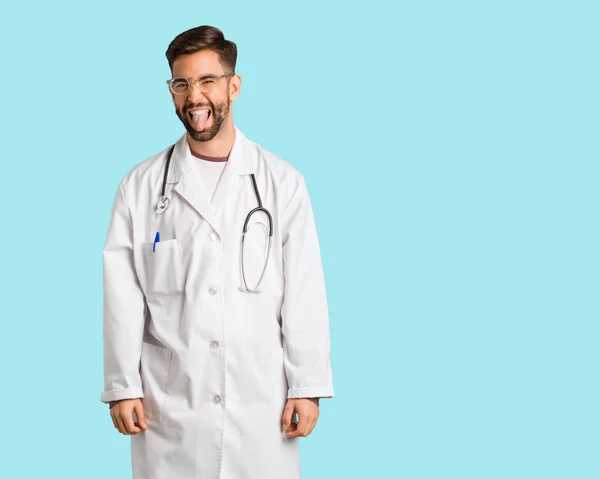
left=212, top=97, right=226, bottom=113
left=176, top=102, right=189, bottom=118
left=173, top=97, right=186, bottom=109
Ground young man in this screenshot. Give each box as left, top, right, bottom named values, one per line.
left=100, top=25, right=334, bottom=478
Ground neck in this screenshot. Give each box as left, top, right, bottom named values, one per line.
left=187, top=118, right=236, bottom=157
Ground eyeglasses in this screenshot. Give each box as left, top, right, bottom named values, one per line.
left=166, top=73, right=234, bottom=95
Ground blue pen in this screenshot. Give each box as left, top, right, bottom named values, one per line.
left=153, top=232, right=160, bottom=252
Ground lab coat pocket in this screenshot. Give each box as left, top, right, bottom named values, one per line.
left=139, top=341, right=173, bottom=422
left=135, top=239, right=184, bottom=297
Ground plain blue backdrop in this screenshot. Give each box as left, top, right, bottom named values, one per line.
left=0, top=1, right=598, bottom=477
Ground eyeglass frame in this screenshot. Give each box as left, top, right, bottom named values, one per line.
left=166, top=73, right=235, bottom=95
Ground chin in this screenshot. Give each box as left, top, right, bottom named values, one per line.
left=187, top=123, right=218, bottom=142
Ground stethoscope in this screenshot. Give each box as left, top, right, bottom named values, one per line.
left=156, top=144, right=273, bottom=293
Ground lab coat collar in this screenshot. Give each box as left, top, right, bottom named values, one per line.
left=167, top=125, right=256, bottom=182
left=169, top=125, right=257, bottom=235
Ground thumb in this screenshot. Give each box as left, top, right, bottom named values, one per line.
left=281, top=400, right=295, bottom=431
left=134, top=400, right=148, bottom=430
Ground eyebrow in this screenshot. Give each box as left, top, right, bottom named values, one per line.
left=173, top=74, right=219, bottom=79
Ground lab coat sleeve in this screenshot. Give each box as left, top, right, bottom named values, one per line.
left=280, top=174, right=335, bottom=400
left=99, top=181, right=146, bottom=404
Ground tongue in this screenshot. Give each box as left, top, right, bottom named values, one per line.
left=191, top=110, right=210, bottom=130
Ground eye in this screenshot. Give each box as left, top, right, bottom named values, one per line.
left=172, top=79, right=189, bottom=90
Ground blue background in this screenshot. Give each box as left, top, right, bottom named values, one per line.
left=1, top=1, right=598, bottom=477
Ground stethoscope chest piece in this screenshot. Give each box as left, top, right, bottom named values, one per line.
left=156, top=195, right=170, bottom=214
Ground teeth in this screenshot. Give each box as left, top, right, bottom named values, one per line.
left=190, top=109, right=210, bottom=116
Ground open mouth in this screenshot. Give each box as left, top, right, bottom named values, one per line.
left=188, top=108, right=211, bottom=131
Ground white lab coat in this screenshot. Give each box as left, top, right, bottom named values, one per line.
left=100, top=126, right=334, bottom=479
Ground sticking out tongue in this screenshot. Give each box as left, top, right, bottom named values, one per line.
left=191, top=110, right=210, bottom=130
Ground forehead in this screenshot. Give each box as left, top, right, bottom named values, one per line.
left=172, top=49, right=224, bottom=77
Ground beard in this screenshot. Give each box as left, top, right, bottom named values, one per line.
left=176, top=95, right=231, bottom=142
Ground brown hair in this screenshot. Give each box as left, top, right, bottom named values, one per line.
left=165, top=25, right=237, bottom=74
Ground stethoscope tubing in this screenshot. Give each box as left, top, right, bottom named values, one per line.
left=242, top=174, right=273, bottom=237
left=240, top=174, right=273, bottom=292
left=156, top=144, right=176, bottom=214
left=161, top=144, right=176, bottom=197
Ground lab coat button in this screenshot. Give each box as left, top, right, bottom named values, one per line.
left=210, top=341, right=219, bottom=349
left=209, top=232, right=219, bottom=242
left=209, top=286, right=218, bottom=295
left=212, top=395, right=222, bottom=404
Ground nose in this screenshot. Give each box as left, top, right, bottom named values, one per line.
left=187, top=80, right=206, bottom=102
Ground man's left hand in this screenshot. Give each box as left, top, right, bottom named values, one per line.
left=281, top=398, right=320, bottom=438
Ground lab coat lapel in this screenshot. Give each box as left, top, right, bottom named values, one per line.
left=171, top=134, right=221, bottom=235
left=170, top=126, right=255, bottom=236
left=210, top=126, right=253, bottom=210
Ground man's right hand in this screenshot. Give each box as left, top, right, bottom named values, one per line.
left=110, top=398, right=148, bottom=435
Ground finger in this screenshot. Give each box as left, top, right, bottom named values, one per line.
left=296, top=411, right=310, bottom=437
left=308, top=409, right=320, bottom=434
left=285, top=421, right=299, bottom=438
left=287, top=412, right=308, bottom=438
left=281, top=401, right=295, bottom=431
left=121, top=407, right=141, bottom=435
left=284, top=412, right=298, bottom=436
left=114, top=412, right=127, bottom=434
left=134, top=401, right=148, bottom=430
left=302, top=415, right=314, bottom=437
left=110, top=413, right=119, bottom=431
left=305, top=414, right=318, bottom=436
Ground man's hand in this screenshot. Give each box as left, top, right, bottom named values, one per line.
left=281, top=398, right=320, bottom=438
left=110, top=398, right=148, bottom=435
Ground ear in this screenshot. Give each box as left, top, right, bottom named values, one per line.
left=229, top=74, right=242, bottom=101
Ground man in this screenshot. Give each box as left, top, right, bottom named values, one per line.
left=100, top=25, right=334, bottom=478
